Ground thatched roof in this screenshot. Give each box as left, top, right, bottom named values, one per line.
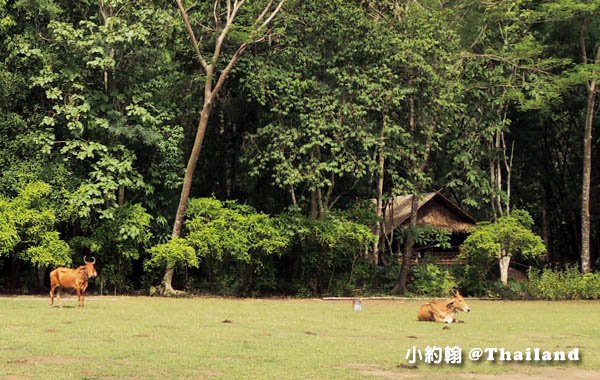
left=375, top=192, right=476, bottom=237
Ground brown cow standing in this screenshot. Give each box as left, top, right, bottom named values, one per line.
left=417, top=290, right=471, bottom=323
left=49, top=256, right=97, bottom=307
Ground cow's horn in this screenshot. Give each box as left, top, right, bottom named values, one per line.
left=84, top=255, right=88, bottom=263
left=91, top=256, right=96, bottom=264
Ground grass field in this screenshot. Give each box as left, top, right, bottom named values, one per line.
left=1, top=296, right=600, bottom=379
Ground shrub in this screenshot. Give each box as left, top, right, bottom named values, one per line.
left=157, top=198, right=290, bottom=295
left=412, top=264, right=457, bottom=297
left=527, top=266, right=600, bottom=300
left=0, top=182, right=72, bottom=268
left=145, top=238, right=198, bottom=270
left=343, top=260, right=401, bottom=295
left=452, top=264, right=494, bottom=297
left=279, top=211, right=377, bottom=296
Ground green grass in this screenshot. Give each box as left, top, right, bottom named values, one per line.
left=1, top=297, right=599, bottom=379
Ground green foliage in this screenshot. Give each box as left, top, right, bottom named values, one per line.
left=453, top=265, right=495, bottom=297
left=22, top=231, right=71, bottom=267
left=186, top=198, right=290, bottom=264
left=0, top=203, right=19, bottom=255
left=75, top=203, right=152, bottom=293
left=396, top=225, right=451, bottom=250
left=92, top=203, right=153, bottom=260
left=0, top=181, right=71, bottom=267
left=243, top=0, right=465, bottom=216
left=345, top=260, right=402, bottom=295
left=282, top=212, right=376, bottom=255
left=0, top=0, right=598, bottom=296
left=461, top=210, right=546, bottom=260
left=412, top=264, right=457, bottom=297
left=145, top=238, right=198, bottom=271
left=147, top=198, right=291, bottom=295
left=528, top=266, right=600, bottom=300
left=279, top=211, right=377, bottom=295
left=455, top=265, right=600, bottom=301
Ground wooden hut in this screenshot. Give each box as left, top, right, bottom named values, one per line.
left=376, top=192, right=476, bottom=265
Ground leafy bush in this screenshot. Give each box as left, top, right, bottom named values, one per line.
left=344, top=260, right=401, bottom=295
left=152, top=198, right=290, bottom=295
left=279, top=211, right=377, bottom=296
left=0, top=182, right=71, bottom=267
left=527, top=266, right=600, bottom=300
left=73, top=203, right=153, bottom=293
left=412, top=264, right=457, bottom=296
left=452, top=265, right=489, bottom=296
left=145, top=238, right=198, bottom=270
left=395, top=225, right=452, bottom=249
left=474, top=280, right=528, bottom=300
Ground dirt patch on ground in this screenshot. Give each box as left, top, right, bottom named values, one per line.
left=132, top=333, right=153, bottom=338
left=7, top=355, right=80, bottom=365
left=191, top=370, right=224, bottom=379
left=341, top=364, right=600, bottom=380
left=464, top=368, right=600, bottom=380
left=342, top=364, right=410, bottom=379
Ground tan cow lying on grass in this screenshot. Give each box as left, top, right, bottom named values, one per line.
left=49, top=256, right=97, bottom=307
left=417, top=290, right=471, bottom=323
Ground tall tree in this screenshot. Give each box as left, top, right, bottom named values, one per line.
left=379, top=4, right=463, bottom=294
left=535, top=1, right=600, bottom=273
left=242, top=0, right=382, bottom=219
left=578, top=12, right=600, bottom=274
left=460, top=1, right=566, bottom=220
left=163, top=0, right=285, bottom=294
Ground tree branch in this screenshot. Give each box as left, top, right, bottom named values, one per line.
left=211, top=0, right=245, bottom=65
left=461, top=52, right=553, bottom=75
left=580, top=16, right=590, bottom=65
left=256, top=0, right=285, bottom=33
left=214, top=0, right=221, bottom=33
left=176, top=0, right=208, bottom=70
left=255, top=0, right=275, bottom=26
left=211, top=43, right=248, bottom=97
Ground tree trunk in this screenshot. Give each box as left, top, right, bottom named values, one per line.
left=494, top=130, right=504, bottom=217
left=499, top=254, right=511, bottom=286
left=118, top=186, right=125, bottom=206
left=162, top=100, right=213, bottom=295
left=372, top=128, right=386, bottom=265
left=390, top=93, right=434, bottom=294
left=37, top=266, right=46, bottom=290
left=310, top=190, right=319, bottom=219
left=581, top=79, right=595, bottom=274
left=580, top=20, right=598, bottom=274
left=542, top=206, right=551, bottom=261
left=289, top=186, right=297, bottom=207
left=391, top=193, right=419, bottom=294
left=316, top=187, right=325, bottom=217
left=10, top=254, right=18, bottom=291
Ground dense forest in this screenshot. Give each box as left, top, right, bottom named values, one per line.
left=0, top=0, right=599, bottom=298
